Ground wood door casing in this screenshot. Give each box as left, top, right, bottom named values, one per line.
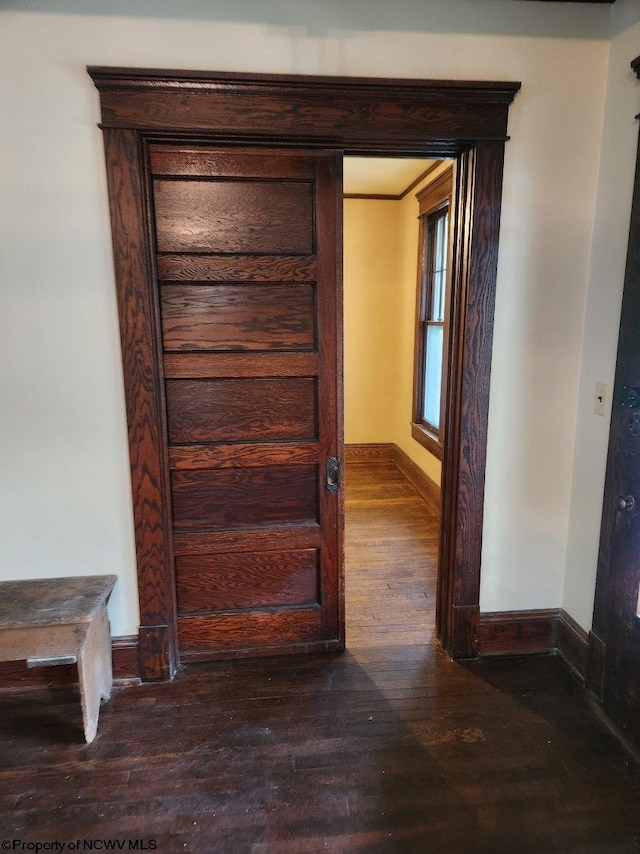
left=148, top=146, right=343, bottom=660
left=91, top=68, right=519, bottom=680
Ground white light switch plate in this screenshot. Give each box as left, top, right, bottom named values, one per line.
left=594, top=382, right=608, bottom=416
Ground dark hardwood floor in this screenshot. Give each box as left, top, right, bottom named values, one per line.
left=1, top=462, right=640, bottom=852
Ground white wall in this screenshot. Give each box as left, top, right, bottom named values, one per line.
left=0, top=0, right=612, bottom=634
left=564, top=3, right=640, bottom=631
left=479, top=38, right=610, bottom=611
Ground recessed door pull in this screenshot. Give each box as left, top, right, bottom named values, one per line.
left=326, top=457, right=340, bottom=493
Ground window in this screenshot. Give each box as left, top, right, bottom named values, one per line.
left=412, top=167, right=453, bottom=460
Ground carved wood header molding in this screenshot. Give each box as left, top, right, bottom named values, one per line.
left=87, top=67, right=520, bottom=155
left=88, top=67, right=521, bottom=101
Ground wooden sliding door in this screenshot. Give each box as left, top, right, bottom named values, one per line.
left=149, top=146, right=343, bottom=661
left=91, top=67, right=519, bottom=679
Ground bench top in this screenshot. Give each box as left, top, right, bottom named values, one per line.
left=0, top=575, right=117, bottom=630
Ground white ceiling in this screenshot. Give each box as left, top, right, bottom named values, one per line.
left=343, top=156, right=437, bottom=196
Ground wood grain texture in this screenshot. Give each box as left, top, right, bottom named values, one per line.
left=454, top=143, right=505, bottom=604
left=170, top=465, right=318, bottom=530
left=0, top=576, right=116, bottom=629
left=437, top=141, right=506, bottom=658
left=173, top=526, right=322, bottom=556
left=155, top=150, right=341, bottom=662
left=416, top=164, right=453, bottom=215
left=157, top=254, right=317, bottom=283
left=150, top=147, right=329, bottom=179
left=160, top=283, right=315, bottom=351
left=344, top=443, right=394, bottom=464
left=153, top=179, right=314, bottom=254
left=391, top=445, right=441, bottom=514
left=478, top=609, right=559, bottom=656
left=176, top=550, right=319, bottom=612
left=101, top=129, right=178, bottom=681
left=178, top=606, right=322, bottom=651
left=345, top=460, right=438, bottom=649
left=110, top=635, right=141, bottom=681
left=89, top=68, right=520, bottom=148
left=137, top=626, right=171, bottom=683
left=163, top=352, right=318, bottom=379
left=166, top=378, right=317, bottom=443
left=169, top=442, right=317, bottom=470
left=315, top=155, right=344, bottom=646
left=155, top=147, right=341, bottom=661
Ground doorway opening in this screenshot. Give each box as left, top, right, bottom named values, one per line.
left=89, top=67, right=519, bottom=679
left=343, top=156, right=455, bottom=649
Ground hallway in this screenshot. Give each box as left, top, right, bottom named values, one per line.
left=345, top=458, right=438, bottom=648
left=1, top=463, right=640, bottom=851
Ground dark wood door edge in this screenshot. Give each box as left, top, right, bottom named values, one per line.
left=0, top=636, right=141, bottom=689
left=101, top=128, right=179, bottom=684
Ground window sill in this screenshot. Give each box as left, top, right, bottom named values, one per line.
left=411, top=422, right=443, bottom=461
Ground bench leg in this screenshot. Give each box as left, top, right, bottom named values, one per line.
left=77, top=607, right=113, bottom=744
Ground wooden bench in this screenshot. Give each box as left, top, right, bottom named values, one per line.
left=0, top=575, right=117, bottom=743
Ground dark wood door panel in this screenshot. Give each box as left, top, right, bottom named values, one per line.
left=177, top=606, right=323, bottom=655
left=160, top=284, right=315, bottom=352
left=176, top=549, right=319, bottom=612
left=157, top=254, right=317, bottom=283
left=165, top=378, right=317, bottom=443
left=149, top=143, right=341, bottom=660
left=173, top=525, right=322, bottom=556
left=153, top=179, right=314, bottom=254
left=150, top=147, right=328, bottom=179
left=163, top=352, right=319, bottom=379
left=170, top=465, right=319, bottom=530
left=169, top=442, right=317, bottom=470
